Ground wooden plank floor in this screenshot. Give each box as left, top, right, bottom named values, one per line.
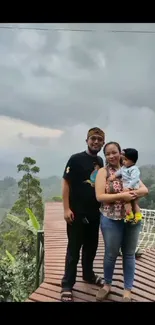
left=27, top=202, right=155, bottom=302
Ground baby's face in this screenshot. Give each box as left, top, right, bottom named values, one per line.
left=123, top=157, right=133, bottom=167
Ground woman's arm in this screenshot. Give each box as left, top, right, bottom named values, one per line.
left=131, top=180, right=148, bottom=198
left=95, top=168, right=136, bottom=203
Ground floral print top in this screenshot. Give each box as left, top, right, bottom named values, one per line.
left=100, top=166, right=125, bottom=220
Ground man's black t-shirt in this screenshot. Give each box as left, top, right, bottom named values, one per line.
left=63, top=151, right=104, bottom=219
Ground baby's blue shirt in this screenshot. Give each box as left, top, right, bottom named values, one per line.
left=115, top=165, right=140, bottom=189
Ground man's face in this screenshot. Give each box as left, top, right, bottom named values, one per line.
left=86, top=133, right=105, bottom=154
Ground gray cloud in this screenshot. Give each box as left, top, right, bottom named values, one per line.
left=17, top=133, right=51, bottom=147
left=0, top=23, right=155, bottom=177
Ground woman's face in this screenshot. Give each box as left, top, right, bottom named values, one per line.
left=105, top=144, right=121, bottom=167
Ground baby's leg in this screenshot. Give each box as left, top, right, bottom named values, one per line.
left=123, top=186, right=134, bottom=222
left=124, top=202, right=134, bottom=222
left=132, top=198, right=143, bottom=223
left=131, top=199, right=140, bottom=213
left=123, top=187, right=132, bottom=213
left=124, top=202, right=132, bottom=215
left=130, top=184, right=143, bottom=223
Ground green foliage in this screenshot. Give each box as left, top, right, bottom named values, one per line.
left=17, top=157, right=39, bottom=173
left=7, top=208, right=41, bottom=236
left=0, top=228, right=22, bottom=257
left=0, top=208, right=42, bottom=301
left=0, top=157, right=44, bottom=302
left=0, top=175, right=61, bottom=219
left=11, top=156, right=44, bottom=223
left=7, top=213, right=31, bottom=231
left=0, top=209, right=40, bottom=301
left=5, top=250, right=15, bottom=264
left=52, top=196, right=62, bottom=202
left=0, top=254, right=36, bottom=302
left=26, top=208, right=40, bottom=231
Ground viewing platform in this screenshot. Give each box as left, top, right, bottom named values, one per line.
left=26, top=202, right=155, bottom=302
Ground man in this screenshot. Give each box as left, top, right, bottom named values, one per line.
left=61, top=127, right=105, bottom=302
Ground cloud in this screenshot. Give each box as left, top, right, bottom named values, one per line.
left=17, top=133, right=52, bottom=147
left=0, top=23, right=155, bottom=177
left=0, top=115, right=63, bottom=149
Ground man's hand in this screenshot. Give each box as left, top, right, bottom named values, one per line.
left=64, top=209, right=74, bottom=224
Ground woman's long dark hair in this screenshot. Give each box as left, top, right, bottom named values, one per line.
left=103, top=141, right=123, bottom=166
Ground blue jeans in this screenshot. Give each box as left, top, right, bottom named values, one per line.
left=100, top=214, right=141, bottom=290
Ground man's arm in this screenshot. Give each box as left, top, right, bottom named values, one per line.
left=62, top=155, right=76, bottom=223
left=62, top=178, right=70, bottom=211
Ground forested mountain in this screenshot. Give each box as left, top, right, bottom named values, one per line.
left=0, top=164, right=155, bottom=223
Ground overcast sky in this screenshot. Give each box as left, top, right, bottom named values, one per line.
left=0, top=23, right=155, bottom=178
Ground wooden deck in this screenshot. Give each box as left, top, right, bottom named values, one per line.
left=27, top=202, right=155, bottom=302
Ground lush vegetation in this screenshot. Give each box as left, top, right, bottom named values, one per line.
left=0, top=157, right=48, bottom=302
left=0, top=161, right=154, bottom=301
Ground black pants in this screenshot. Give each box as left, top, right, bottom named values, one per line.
left=61, top=216, right=100, bottom=291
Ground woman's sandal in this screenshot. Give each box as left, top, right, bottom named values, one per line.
left=96, top=287, right=110, bottom=302
left=122, top=297, right=132, bottom=302
left=61, top=291, right=73, bottom=302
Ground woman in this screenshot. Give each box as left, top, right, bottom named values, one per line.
left=95, top=142, right=148, bottom=302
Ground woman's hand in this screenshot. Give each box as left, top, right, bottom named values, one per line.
left=133, top=180, right=148, bottom=198
left=95, top=168, right=140, bottom=204
left=120, top=191, right=138, bottom=202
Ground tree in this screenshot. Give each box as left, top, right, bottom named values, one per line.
left=10, top=157, right=44, bottom=223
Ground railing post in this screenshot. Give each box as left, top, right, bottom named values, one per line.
left=40, top=231, right=44, bottom=283
left=35, top=230, right=44, bottom=290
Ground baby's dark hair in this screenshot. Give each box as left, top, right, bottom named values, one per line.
left=123, top=148, right=138, bottom=164
left=103, top=141, right=123, bottom=165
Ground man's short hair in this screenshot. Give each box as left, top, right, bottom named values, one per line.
left=87, top=127, right=105, bottom=139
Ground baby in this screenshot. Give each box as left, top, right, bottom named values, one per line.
left=109, top=148, right=142, bottom=224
